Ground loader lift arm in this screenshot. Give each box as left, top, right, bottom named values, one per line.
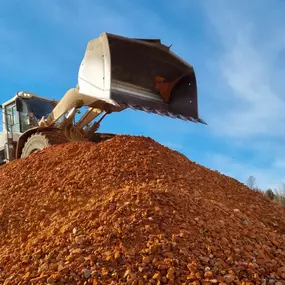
left=38, top=87, right=123, bottom=141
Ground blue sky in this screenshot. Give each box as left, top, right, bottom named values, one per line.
left=1, top=0, right=285, bottom=190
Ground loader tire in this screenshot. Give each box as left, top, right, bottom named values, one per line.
left=21, top=132, right=68, bottom=158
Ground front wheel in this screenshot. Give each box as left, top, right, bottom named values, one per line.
left=21, top=132, right=68, bottom=158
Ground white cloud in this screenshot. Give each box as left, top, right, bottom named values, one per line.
left=198, top=0, right=285, bottom=189
left=203, top=0, right=285, bottom=139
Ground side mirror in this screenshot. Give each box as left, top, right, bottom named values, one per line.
left=15, top=98, right=23, bottom=112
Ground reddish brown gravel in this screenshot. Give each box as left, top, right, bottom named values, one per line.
left=0, top=135, right=285, bottom=285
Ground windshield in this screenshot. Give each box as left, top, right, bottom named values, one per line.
left=18, top=97, right=55, bottom=133
left=24, top=97, right=55, bottom=120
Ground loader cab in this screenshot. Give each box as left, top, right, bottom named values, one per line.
left=15, top=95, right=56, bottom=133
left=0, top=92, right=56, bottom=164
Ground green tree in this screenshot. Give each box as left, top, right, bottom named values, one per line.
left=266, top=188, right=275, bottom=200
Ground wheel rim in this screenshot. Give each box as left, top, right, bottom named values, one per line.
left=29, top=148, right=41, bottom=155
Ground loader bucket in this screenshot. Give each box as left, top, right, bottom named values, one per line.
left=78, top=32, right=206, bottom=123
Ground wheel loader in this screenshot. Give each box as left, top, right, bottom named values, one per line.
left=0, top=32, right=206, bottom=165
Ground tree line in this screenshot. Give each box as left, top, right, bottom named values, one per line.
left=246, top=175, right=285, bottom=206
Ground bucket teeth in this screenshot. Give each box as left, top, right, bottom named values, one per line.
left=117, top=101, right=207, bottom=124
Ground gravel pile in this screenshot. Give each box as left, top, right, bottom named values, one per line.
left=0, top=135, right=285, bottom=284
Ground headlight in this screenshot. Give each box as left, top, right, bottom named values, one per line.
left=17, top=91, right=33, bottom=98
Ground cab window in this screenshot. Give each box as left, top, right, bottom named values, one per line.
left=5, top=103, right=20, bottom=133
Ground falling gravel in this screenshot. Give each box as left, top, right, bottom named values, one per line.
left=0, top=135, right=285, bottom=285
